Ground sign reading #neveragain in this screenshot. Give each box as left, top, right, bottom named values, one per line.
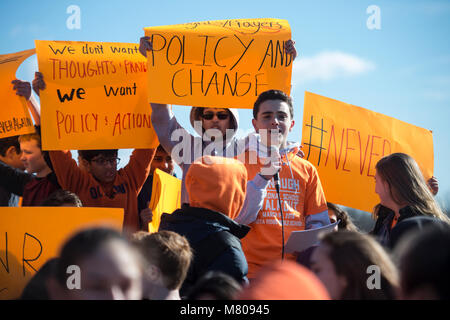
left=144, top=18, right=293, bottom=109
left=35, top=40, right=159, bottom=151
left=302, top=91, right=434, bottom=213
left=0, top=49, right=36, bottom=139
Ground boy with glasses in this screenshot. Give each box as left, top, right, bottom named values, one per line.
left=31, top=75, right=156, bottom=233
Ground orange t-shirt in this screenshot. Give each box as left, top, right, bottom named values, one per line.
left=49, top=149, right=155, bottom=233
left=240, top=150, right=328, bottom=278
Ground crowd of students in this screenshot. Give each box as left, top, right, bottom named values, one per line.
left=1, top=37, right=449, bottom=300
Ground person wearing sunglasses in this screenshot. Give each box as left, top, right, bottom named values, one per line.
left=139, top=37, right=297, bottom=213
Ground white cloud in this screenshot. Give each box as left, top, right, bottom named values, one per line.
left=292, top=51, right=375, bottom=84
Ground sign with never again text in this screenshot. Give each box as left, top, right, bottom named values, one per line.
left=0, top=207, right=123, bottom=300
left=301, top=91, right=434, bottom=213
left=144, top=18, right=292, bottom=109
left=0, top=49, right=36, bottom=139
left=35, top=40, right=159, bottom=150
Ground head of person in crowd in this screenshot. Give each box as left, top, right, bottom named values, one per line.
left=190, top=106, right=239, bottom=141
left=20, top=258, right=59, bottom=300
left=40, top=189, right=83, bottom=207
left=327, top=202, right=359, bottom=232
left=185, top=271, right=242, bottom=300
left=374, top=153, right=448, bottom=222
left=18, top=131, right=52, bottom=177
left=47, top=227, right=144, bottom=300
left=237, top=260, right=330, bottom=300
left=394, top=223, right=450, bottom=299
left=310, top=230, right=399, bottom=300
left=131, top=230, right=192, bottom=300
left=186, top=155, right=247, bottom=220
left=150, top=145, right=174, bottom=175
left=252, top=89, right=295, bottom=149
left=0, top=135, right=25, bottom=170
left=78, top=149, right=119, bottom=184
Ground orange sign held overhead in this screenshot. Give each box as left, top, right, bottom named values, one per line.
left=35, top=40, right=159, bottom=150
left=0, top=49, right=36, bottom=139
left=144, top=18, right=292, bottom=109
left=301, top=91, right=433, bottom=213
left=148, top=169, right=182, bottom=233
left=0, top=207, right=124, bottom=300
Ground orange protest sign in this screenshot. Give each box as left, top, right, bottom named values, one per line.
left=0, top=207, right=123, bottom=300
left=144, top=18, right=292, bottom=109
left=35, top=40, right=159, bottom=150
left=0, top=49, right=36, bottom=138
left=301, top=91, right=434, bottom=213
left=148, top=169, right=181, bottom=233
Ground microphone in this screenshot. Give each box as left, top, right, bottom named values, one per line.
left=274, top=170, right=281, bottom=193
left=271, top=152, right=284, bottom=260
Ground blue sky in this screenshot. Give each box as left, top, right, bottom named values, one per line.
left=1, top=0, right=449, bottom=209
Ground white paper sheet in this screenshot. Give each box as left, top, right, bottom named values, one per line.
left=284, top=221, right=340, bottom=253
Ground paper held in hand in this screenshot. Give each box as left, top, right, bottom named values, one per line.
left=284, top=220, right=339, bottom=254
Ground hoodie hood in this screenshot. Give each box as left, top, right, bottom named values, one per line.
left=186, top=155, right=247, bottom=220
left=237, top=260, right=330, bottom=300
left=189, top=107, right=239, bottom=139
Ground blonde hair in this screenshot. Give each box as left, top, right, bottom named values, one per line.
left=375, top=153, right=449, bottom=223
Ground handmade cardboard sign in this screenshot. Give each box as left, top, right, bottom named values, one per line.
left=301, top=91, right=434, bottom=213
left=35, top=40, right=159, bottom=150
left=0, top=49, right=36, bottom=138
left=144, top=18, right=292, bottom=109
left=0, top=207, right=123, bottom=300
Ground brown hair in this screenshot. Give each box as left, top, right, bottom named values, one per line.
left=320, top=231, right=399, bottom=299
left=132, top=230, right=192, bottom=290
left=375, top=153, right=449, bottom=222
left=327, top=202, right=359, bottom=232
left=0, top=135, right=21, bottom=156
left=253, top=89, right=294, bottom=119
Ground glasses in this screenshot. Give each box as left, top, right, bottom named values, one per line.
left=90, top=157, right=120, bottom=166
left=201, top=112, right=229, bottom=120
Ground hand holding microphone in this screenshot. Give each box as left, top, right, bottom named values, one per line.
left=260, top=145, right=281, bottom=181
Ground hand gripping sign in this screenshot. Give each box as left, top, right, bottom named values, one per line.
left=35, top=40, right=159, bottom=150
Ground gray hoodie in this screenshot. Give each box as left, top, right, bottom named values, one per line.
left=150, top=104, right=266, bottom=220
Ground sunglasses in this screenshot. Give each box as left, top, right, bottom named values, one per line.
left=201, top=112, right=229, bottom=120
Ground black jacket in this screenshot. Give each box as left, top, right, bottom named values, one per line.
left=159, top=204, right=250, bottom=296
left=371, top=205, right=422, bottom=247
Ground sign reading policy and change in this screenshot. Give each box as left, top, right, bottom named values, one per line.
left=144, top=18, right=293, bottom=109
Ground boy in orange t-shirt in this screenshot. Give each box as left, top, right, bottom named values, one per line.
left=235, top=90, right=329, bottom=279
